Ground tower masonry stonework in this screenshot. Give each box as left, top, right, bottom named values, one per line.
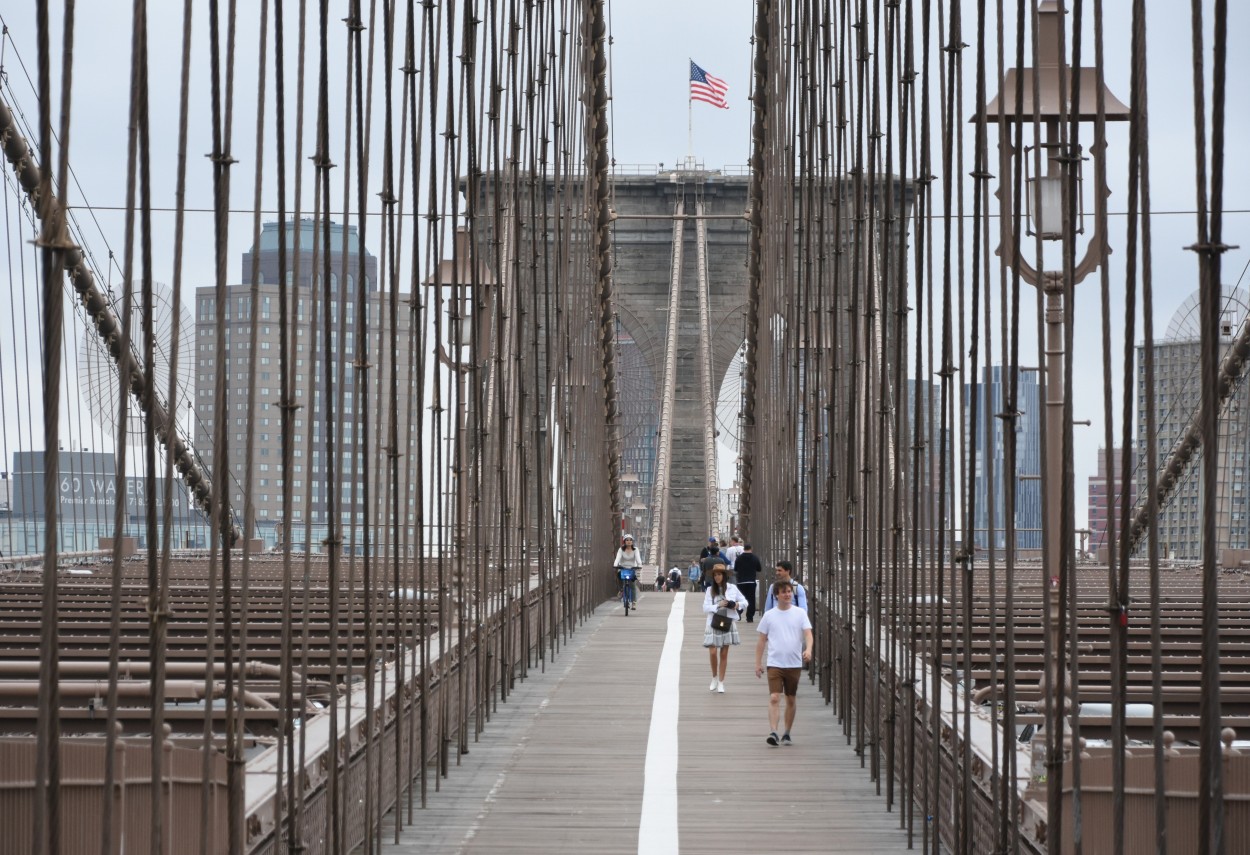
left=469, top=168, right=912, bottom=572
left=610, top=171, right=750, bottom=568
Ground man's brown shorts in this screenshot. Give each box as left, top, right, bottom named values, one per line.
left=766, top=666, right=802, bottom=696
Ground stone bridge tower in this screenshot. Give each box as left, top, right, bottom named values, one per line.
left=468, top=168, right=912, bottom=572
left=610, top=170, right=750, bottom=570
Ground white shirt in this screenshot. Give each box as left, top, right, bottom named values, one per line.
left=756, top=606, right=813, bottom=668
left=614, top=546, right=644, bottom=569
left=702, top=583, right=749, bottom=629
left=725, top=544, right=744, bottom=567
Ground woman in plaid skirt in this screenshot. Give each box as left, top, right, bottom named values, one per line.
left=702, top=563, right=748, bottom=694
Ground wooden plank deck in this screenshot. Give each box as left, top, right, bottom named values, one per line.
left=378, top=591, right=920, bottom=854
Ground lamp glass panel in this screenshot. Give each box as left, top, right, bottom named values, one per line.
left=458, top=296, right=474, bottom=344
left=1030, top=176, right=1064, bottom=240
left=442, top=290, right=475, bottom=346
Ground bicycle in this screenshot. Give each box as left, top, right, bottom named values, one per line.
left=618, top=566, right=637, bottom=615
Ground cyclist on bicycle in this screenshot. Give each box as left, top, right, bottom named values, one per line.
left=614, top=534, right=644, bottom=608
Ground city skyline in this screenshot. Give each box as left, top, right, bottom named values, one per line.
left=0, top=3, right=1245, bottom=538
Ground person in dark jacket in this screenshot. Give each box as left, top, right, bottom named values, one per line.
left=698, top=536, right=727, bottom=589
left=733, top=543, right=763, bottom=622
left=698, top=551, right=723, bottom=590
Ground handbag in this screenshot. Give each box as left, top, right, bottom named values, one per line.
left=710, top=608, right=734, bottom=633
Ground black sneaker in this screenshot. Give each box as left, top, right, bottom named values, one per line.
left=766, top=732, right=779, bottom=746
left=781, top=734, right=793, bottom=746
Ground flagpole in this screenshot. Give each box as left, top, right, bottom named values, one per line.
left=687, top=61, right=693, bottom=164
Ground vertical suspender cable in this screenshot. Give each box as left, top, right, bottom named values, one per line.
left=1189, top=0, right=1230, bottom=850
left=311, top=0, right=343, bottom=846
left=102, top=1, right=144, bottom=849
left=203, top=2, right=239, bottom=851
left=1123, top=1, right=1168, bottom=847
left=883, top=0, right=906, bottom=811
left=237, top=5, right=271, bottom=852
left=151, top=3, right=194, bottom=852
left=334, top=4, right=358, bottom=829
left=1061, top=4, right=1085, bottom=844
left=376, top=0, right=404, bottom=840
left=401, top=0, right=425, bottom=817
left=269, top=0, right=299, bottom=847
left=962, top=0, right=988, bottom=844
left=906, top=0, right=930, bottom=841
left=31, top=0, right=69, bottom=845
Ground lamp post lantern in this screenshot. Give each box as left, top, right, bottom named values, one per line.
left=978, top=0, right=1128, bottom=842
left=428, top=227, right=495, bottom=628
left=619, top=472, right=639, bottom=538
left=629, top=499, right=648, bottom=558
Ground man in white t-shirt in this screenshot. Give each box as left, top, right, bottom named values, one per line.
left=754, top=580, right=813, bottom=746
left=724, top=536, right=744, bottom=569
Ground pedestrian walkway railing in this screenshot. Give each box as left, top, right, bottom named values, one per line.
left=243, top=564, right=594, bottom=854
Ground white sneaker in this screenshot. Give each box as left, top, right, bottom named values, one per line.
left=709, top=678, right=718, bottom=691
left=717, top=681, right=726, bottom=693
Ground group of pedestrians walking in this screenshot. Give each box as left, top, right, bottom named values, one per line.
left=693, top=538, right=814, bottom=746
left=612, top=532, right=814, bottom=745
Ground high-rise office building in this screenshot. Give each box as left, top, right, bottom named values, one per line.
left=1088, top=446, right=1136, bottom=556
left=194, top=220, right=415, bottom=549
left=964, top=365, right=1042, bottom=554
left=1135, top=287, right=1250, bottom=561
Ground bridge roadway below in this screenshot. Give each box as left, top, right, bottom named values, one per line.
left=375, top=591, right=919, bottom=854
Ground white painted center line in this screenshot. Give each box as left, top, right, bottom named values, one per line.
left=638, top=593, right=685, bottom=855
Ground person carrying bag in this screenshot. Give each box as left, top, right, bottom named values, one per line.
left=702, top=563, right=748, bottom=694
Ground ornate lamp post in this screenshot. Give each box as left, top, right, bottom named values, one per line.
left=429, top=229, right=494, bottom=628
left=619, top=472, right=639, bottom=539
left=433, top=230, right=495, bottom=377
left=979, top=0, right=1129, bottom=841
left=629, top=499, right=648, bottom=560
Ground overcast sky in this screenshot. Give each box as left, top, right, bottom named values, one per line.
left=0, top=1, right=1246, bottom=531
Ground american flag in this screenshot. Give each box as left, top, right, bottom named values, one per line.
left=689, top=61, right=729, bottom=109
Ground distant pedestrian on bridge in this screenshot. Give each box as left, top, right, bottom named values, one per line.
left=725, top=535, right=744, bottom=568
left=698, top=537, right=728, bottom=588
left=754, top=580, right=813, bottom=746
left=733, top=543, right=762, bottom=623
left=702, top=564, right=748, bottom=694
left=764, top=560, right=807, bottom=612
left=699, top=535, right=725, bottom=567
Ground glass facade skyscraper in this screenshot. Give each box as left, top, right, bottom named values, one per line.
left=965, top=365, right=1042, bottom=553
left=1135, top=287, right=1250, bottom=561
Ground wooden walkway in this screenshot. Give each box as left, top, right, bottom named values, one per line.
left=377, top=591, right=920, bottom=854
